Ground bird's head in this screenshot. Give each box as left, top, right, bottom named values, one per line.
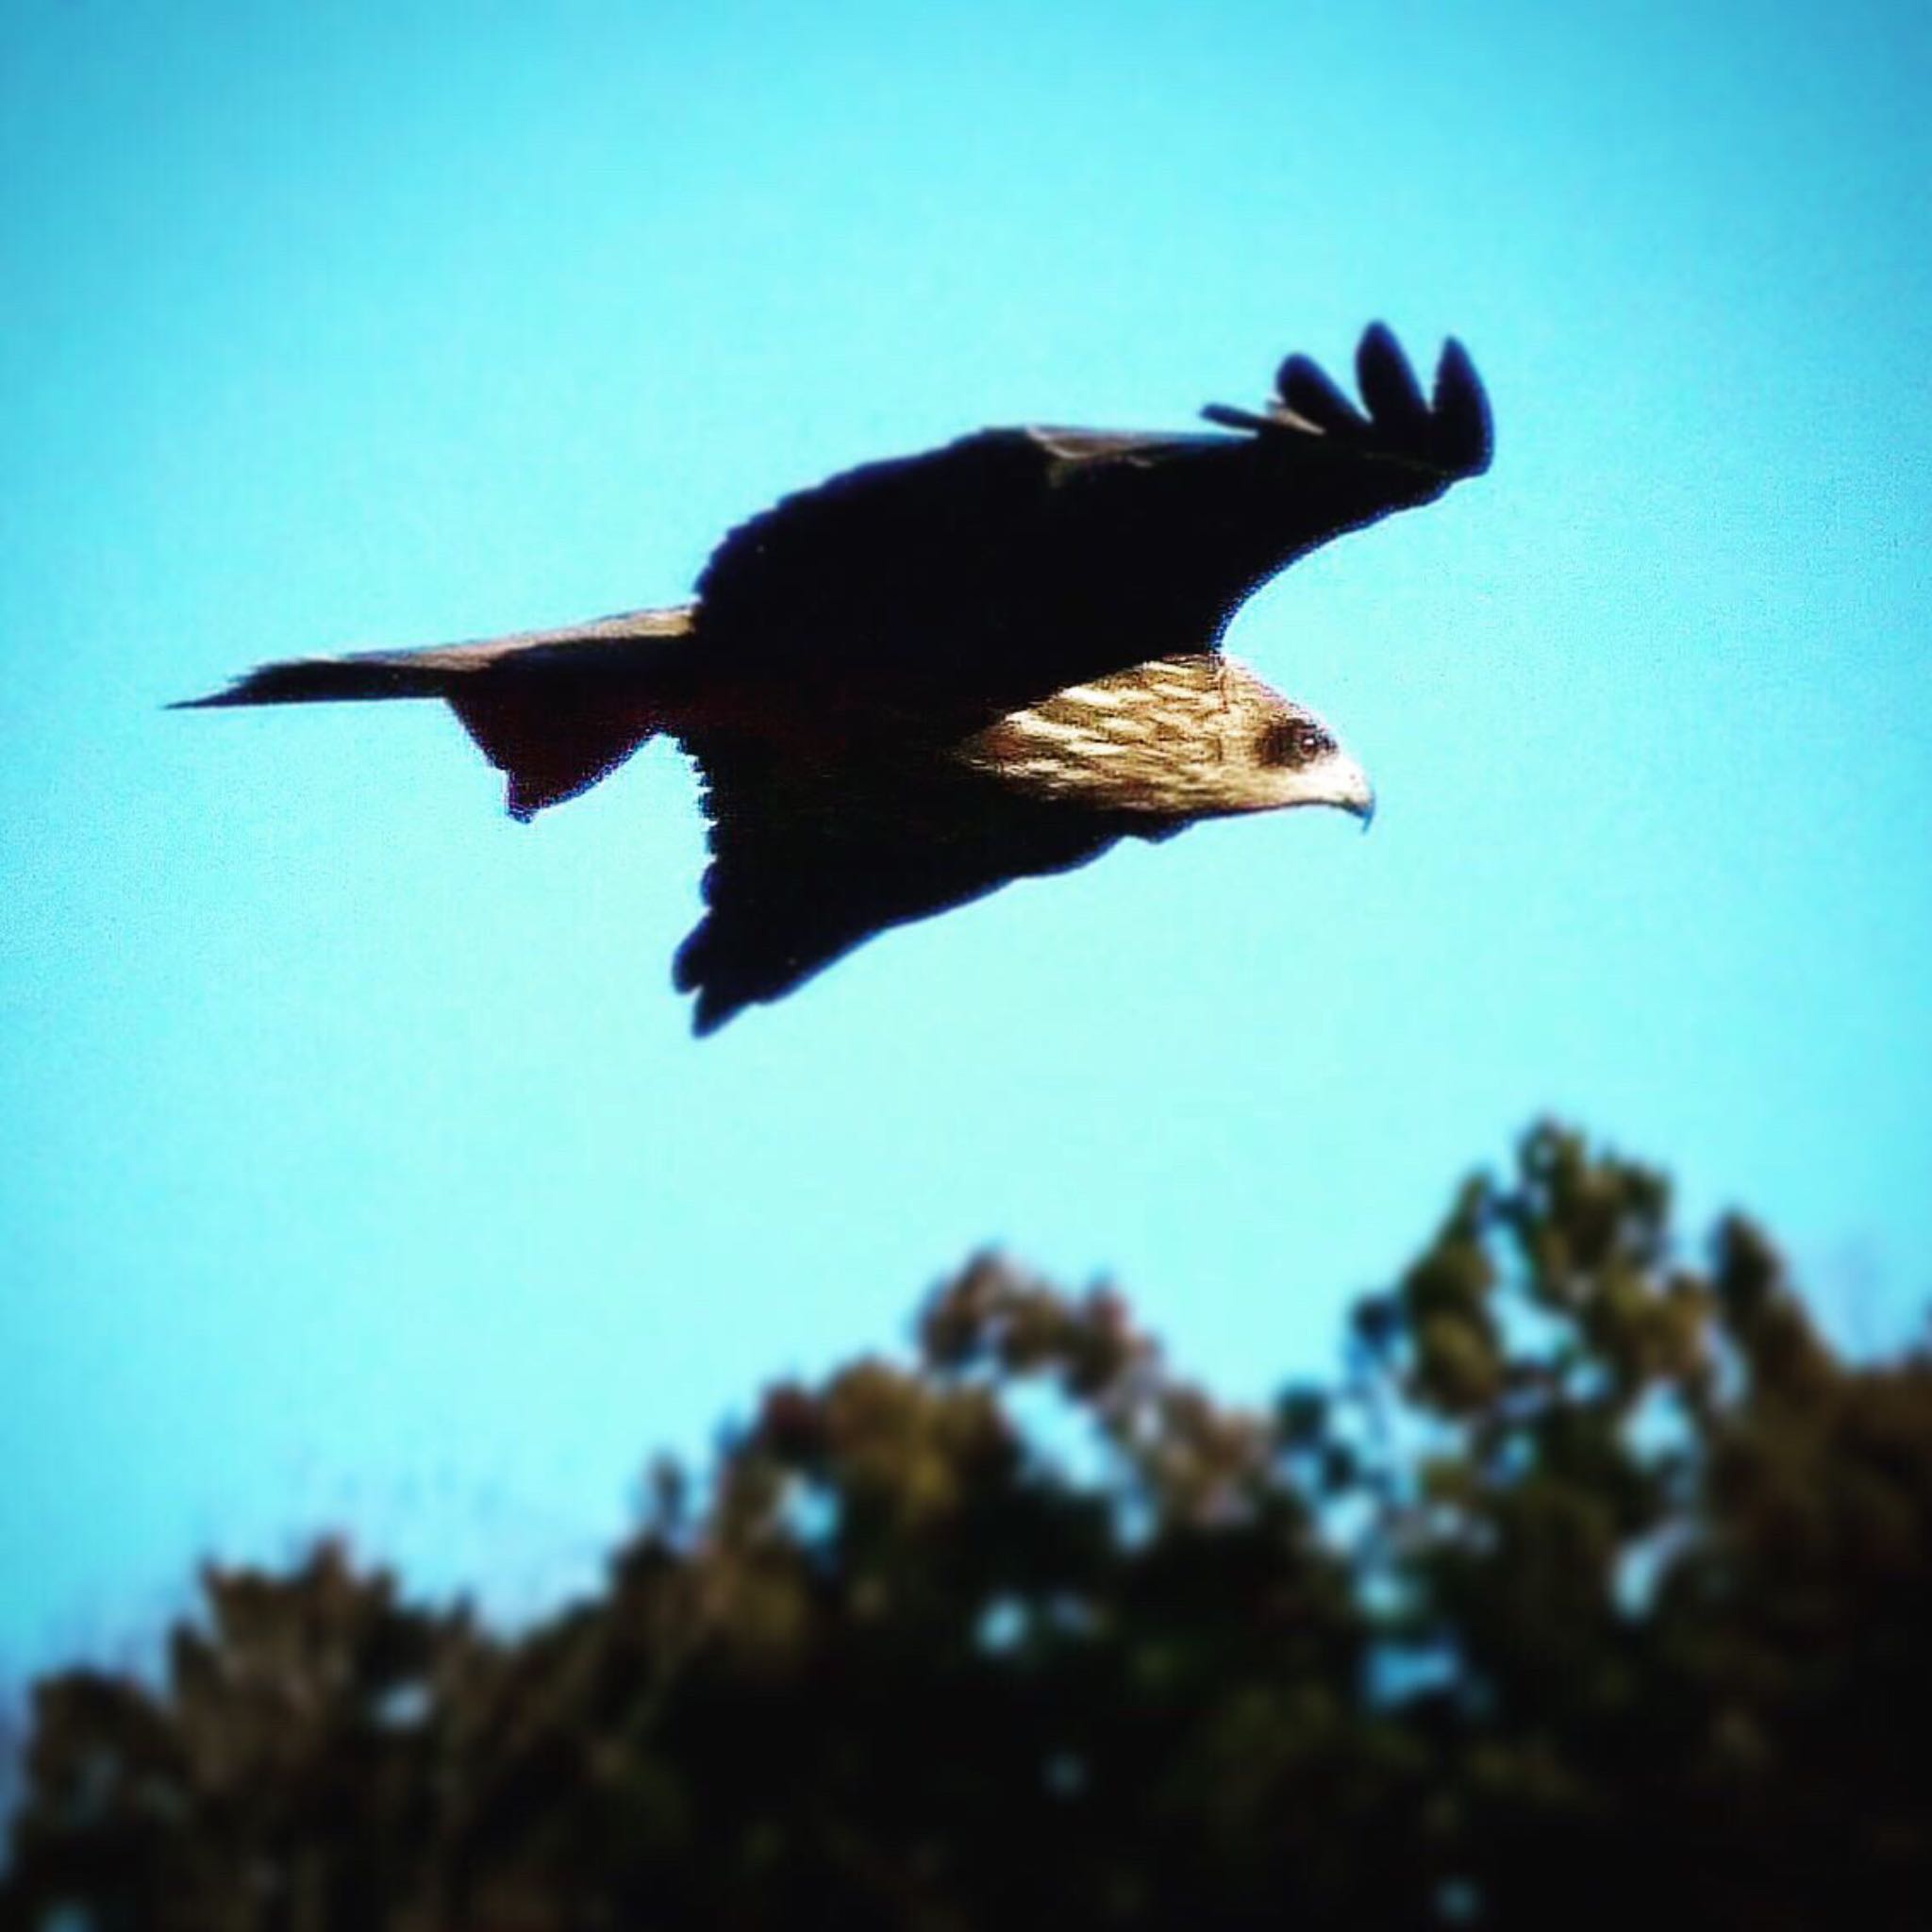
left=955, top=655, right=1374, bottom=828
left=1225, top=680, right=1375, bottom=827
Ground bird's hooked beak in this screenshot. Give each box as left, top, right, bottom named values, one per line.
left=1329, top=752, right=1376, bottom=831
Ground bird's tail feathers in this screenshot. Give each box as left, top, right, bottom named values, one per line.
left=175, top=605, right=696, bottom=820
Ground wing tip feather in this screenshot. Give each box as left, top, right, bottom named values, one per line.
left=1240, top=324, right=1493, bottom=480
left=1274, top=351, right=1366, bottom=438
left=673, top=930, right=760, bottom=1036
left=1355, top=322, right=1429, bottom=432
left=1431, top=335, right=1494, bottom=475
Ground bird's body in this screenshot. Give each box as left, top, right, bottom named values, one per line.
left=182, top=325, right=1491, bottom=1033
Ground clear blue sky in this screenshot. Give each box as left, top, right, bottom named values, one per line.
left=3, top=0, right=1928, bottom=1670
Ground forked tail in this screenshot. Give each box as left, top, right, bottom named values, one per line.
left=175, top=605, right=696, bottom=819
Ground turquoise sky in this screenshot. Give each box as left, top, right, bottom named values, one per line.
left=3, top=0, right=1928, bottom=1668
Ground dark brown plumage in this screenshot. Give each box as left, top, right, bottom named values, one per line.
left=180, top=324, right=1492, bottom=1034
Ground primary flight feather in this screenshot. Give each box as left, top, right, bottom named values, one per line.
left=181, top=324, right=1492, bottom=1035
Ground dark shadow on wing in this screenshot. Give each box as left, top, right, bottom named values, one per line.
left=672, top=734, right=1136, bottom=1036
left=691, top=326, right=1491, bottom=712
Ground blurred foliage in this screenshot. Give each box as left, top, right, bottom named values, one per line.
left=5, top=1124, right=1928, bottom=1929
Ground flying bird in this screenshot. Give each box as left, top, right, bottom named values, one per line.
left=181, top=324, right=1492, bottom=1034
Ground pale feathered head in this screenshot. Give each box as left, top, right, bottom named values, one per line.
left=958, top=653, right=1374, bottom=826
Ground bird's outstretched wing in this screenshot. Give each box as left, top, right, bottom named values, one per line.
left=673, top=733, right=1138, bottom=1035
left=691, top=325, right=1491, bottom=714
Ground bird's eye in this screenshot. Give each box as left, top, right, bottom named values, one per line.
left=1257, top=719, right=1333, bottom=767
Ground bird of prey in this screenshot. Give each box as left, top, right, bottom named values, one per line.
left=181, top=324, right=1491, bottom=1035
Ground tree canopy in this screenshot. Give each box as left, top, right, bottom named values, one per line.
left=6, top=1124, right=1928, bottom=1928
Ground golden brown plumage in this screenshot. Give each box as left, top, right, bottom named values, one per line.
left=953, top=656, right=1368, bottom=820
